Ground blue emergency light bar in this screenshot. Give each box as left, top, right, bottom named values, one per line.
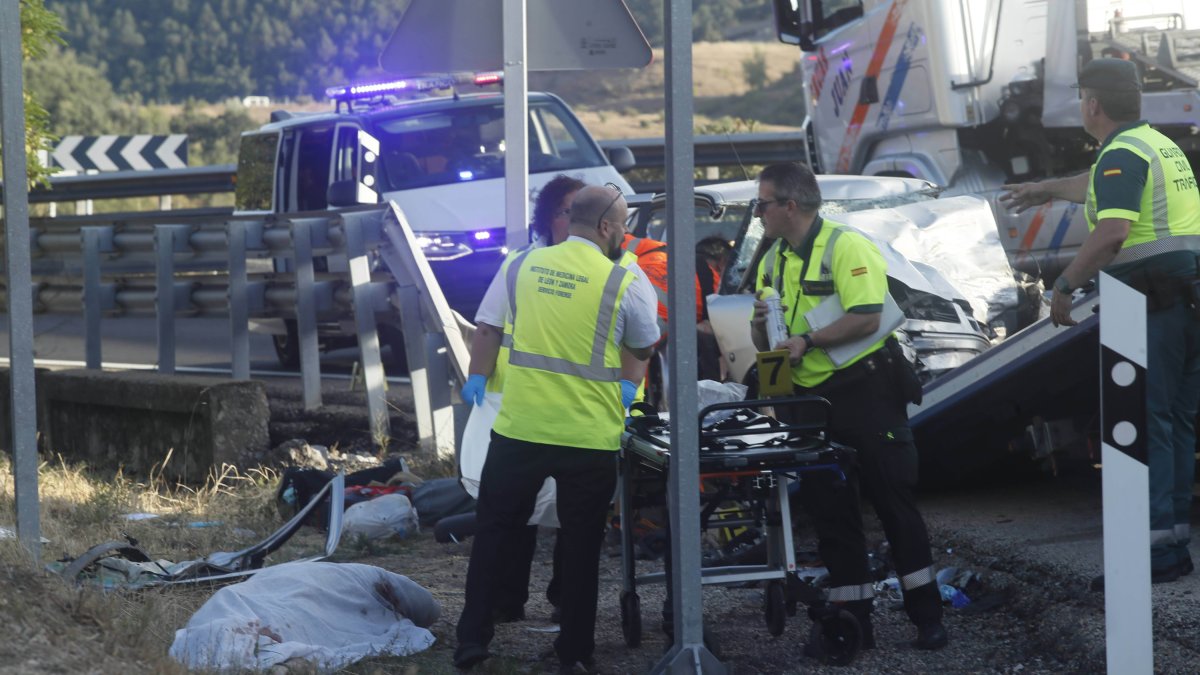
left=325, top=76, right=455, bottom=101
left=326, top=72, right=503, bottom=102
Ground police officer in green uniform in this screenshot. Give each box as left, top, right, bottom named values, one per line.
left=455, top=185, right=660, bottom=673
left=1001, top=58, right=1200, bottom=584
left=751, top=161, right=947, bottom=654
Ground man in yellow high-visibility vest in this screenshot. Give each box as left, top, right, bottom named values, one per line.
left=454, top=185, right=660, bottom=673
left=1002, top=58, right=1200, bottom=586
left=752, top=161, right=945, bottom=654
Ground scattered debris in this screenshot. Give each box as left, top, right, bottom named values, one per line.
left=343, top=493, right=420, bottom=541
left=49, top=474, right=345, bottom=588
left=0, top=526, right=51, bottom=544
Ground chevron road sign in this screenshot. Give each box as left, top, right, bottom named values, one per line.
left=50, top=135, right=188, bottom=172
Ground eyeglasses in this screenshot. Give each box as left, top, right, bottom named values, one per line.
left=752, top=198, right=789, bottom=215
left=597, top=182, right=624, bottom=230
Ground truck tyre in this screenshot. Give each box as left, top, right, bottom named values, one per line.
left=273, top=320, right=301, bottom=369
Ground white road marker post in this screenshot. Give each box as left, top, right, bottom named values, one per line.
left=1098, top=272, right=1152, bottom=674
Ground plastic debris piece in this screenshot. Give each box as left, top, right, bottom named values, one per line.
left=123, top=513, right=161, bottom=521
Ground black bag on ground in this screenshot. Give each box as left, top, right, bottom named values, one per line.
left=275, top=460, right=410, bottom=528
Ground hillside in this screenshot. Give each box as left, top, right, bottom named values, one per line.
left=231, top=42, right=806, bottom=141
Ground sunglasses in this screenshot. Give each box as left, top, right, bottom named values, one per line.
left=596, top=182, right=624, bottom=230
left=752, top=198, right=790, bottom=215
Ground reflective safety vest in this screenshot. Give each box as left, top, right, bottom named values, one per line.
left=621, top=234, right=710, bottom=330
left=1086, top=123, right=1200, bottom=265
left=493, top=240, right=636, bottom=450
left=487, top=242, right=539, bottom=394
left=756, top=220, right=889, bottom=388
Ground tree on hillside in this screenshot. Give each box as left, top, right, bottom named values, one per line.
left=41, top=0, right=772, bottom=103
left=4, top=0, right=63, bottom=187
left=23, top=47, right=145, bottom=136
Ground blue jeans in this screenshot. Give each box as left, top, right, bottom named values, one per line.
left=1146, top=302, right=1200, bottom=570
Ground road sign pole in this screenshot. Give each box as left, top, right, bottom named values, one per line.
left=654, top=0, right=723, bottom=672
left=502, top=0, right=529, bottom=251
left=0, top=0, right=42, bottom=560
left=1098, top=272, right=1152, bottom=674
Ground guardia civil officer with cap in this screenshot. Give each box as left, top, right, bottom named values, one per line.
left=454, top=184, right=660, bottom=673
left=1001, top=58, right=1200, bottom=584
left=751, top=161, right=947, bottom=654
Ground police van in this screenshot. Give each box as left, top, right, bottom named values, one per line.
left=233, top=74, right=635, bottom=366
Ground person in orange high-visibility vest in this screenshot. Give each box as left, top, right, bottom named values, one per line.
left=619, top=233, right=727, bottom=385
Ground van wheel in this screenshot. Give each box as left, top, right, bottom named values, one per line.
left=273, top=320, right=301, bottom=369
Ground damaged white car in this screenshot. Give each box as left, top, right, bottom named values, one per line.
left=629, top=177, right=1035, bottom=389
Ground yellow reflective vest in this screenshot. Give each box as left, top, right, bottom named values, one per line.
left=493, top=240, right=636, bottom=450
left=1086, top=123, right=1200, bottom=265
left=755, top=219, right=889, bottom=388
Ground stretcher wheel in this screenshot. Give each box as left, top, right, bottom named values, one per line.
left=620, top=591, right=642, bottom=647
left=764, top=580, right=786, bottom=636
left=818, top=609, right=862, bottom=666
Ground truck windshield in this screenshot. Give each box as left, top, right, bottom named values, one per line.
left=372, top=101, right=606, bottom=190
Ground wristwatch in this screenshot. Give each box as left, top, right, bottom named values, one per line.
left=1053, top=276, right=1072, bottom=294
left=800, top=333, right=816, bottom=351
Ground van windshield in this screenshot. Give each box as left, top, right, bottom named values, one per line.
left=373, top=101, right=606, bottom=190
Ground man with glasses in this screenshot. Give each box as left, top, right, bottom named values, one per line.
left=1001, top=58, right=1200, bottom=588
left=751, top=161, right=947, bottom=655
left=455, top=184, right=660, bottom=673
left=461, top=175, right=586, bottom=629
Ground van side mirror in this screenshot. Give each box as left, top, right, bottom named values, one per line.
left=773, top=0, right=815, bottom=51
left=327, top=180, right=361, bottom=207
left=606, top=146, right=636, bottom=173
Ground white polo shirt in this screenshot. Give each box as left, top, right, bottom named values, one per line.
left=475, top=235, right=661, bottom=350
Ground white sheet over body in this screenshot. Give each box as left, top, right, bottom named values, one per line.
left=169, top=561, right=440, bottom=672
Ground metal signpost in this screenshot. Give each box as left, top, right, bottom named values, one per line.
left=1098, top=272, right=1152, bottom=674
left=502, top=0, right=529, bottom=251
left=655, top=1, right=722, bottom=671
left=0, top=0, right=42, bottom=559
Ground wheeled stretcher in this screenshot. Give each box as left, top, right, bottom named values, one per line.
left=616, top=395, right=856, bottom=647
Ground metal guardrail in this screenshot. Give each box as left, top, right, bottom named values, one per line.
left=0, top=204, right=468, bottom=459
left=0, top=132, right=804, bottom=205
left=600, top=131, right=808, bottom=170
left=2, top=165, right=238, bottom=204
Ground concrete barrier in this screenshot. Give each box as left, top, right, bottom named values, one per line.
left=0, top=369, right=269, bottom=483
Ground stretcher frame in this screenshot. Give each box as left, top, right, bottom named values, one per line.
left=616, top=395, right=854, bottom=645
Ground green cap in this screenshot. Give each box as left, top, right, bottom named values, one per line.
left=1073, top=58, right=1141, bottom=92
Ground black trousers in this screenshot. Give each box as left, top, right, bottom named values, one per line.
left=495, top=525, right=563, bottom=615
left=457, top=431, right=616, bottom=664
left=803, top=351, right=942, bottom=627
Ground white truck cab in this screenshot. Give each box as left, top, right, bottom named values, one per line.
left=234, top=77, right=635, bottom=365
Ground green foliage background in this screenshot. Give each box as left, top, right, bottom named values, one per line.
left=44, top=0, right=771, bottom=103
left=8, top=0, right=63, bottom=186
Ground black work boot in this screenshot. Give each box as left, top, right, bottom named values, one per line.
left=453, top=643, right=491, bottom=670
left=1090, top=564, right=1181, bottom=591
left=912, top=621, right=949, bottom=650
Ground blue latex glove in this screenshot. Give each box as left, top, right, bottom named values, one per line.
left=620, top=379, right=638, bottom=410
left=462, top=374, right=488, bottom=407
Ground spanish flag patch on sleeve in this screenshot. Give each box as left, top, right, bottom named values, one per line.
left=1103, top=168, right=1122, bottom=177
left=851, top=266, right=868, bottom=276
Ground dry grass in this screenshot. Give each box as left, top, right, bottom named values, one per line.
left=0, top=455, right=287, bottom=674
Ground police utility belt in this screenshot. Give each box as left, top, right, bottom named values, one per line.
left=1122, top=267, right=1200, bottom=315
left=806, top=336, right=923, bottom=406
